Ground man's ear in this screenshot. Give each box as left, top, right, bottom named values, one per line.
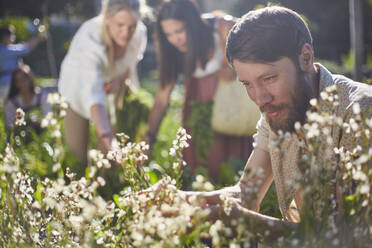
left=298, top=43, right=314, bottom=72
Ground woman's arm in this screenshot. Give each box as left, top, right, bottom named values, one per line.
left=145, top=82, right=175, bottom=146
left=90, top=103, right=113, bottom=153
left=5, top=100, right=16, bottom=128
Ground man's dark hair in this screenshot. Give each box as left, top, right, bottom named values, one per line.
left=0, top=25, right=14, bottom=43
left=226, top=6, right=313, bottom=65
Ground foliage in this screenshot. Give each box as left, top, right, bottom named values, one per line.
left=115, top=88, right=154, bottom=142
left=185, top=100, right=215, bottom=163
left=341, top=50, right=355, bottom=72
left=1, top=81, right=371, bottom=247
left=0, top=95, right=214, bottom=247
left=280, top=86, right=372, bottom=247
left=0, top=16, right=32, bottom=42
left=218, top=157, right=281, bottom=218
left=1, top=0, right=96, bottom=19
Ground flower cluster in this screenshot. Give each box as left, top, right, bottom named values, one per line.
left=1, top=86, right=371, bottom=247
left=14, top=108, right=26, bottom=126
left=287, top=85, right=372, bottom=247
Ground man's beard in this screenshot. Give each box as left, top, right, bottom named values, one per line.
left=261, top=68, right=312, bottom=134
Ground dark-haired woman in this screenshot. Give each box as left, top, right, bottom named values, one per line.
left=146, top=0, right=253, bottom=181
left=5, top=65, right=50, bottom=134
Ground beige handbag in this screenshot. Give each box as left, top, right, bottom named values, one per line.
left=211, top=80, right=261, bottom=136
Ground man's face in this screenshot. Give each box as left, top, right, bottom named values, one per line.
left=233, top=57, right=311, bottom=133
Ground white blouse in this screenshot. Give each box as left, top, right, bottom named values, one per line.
left=58, top=15, right=147, bottom=119
left=192, top=31, right=224, bottom=78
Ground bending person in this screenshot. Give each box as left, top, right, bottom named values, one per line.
left=58, top=0, right=147, bottom=166
left=145, top=0, right=253, bottom=181
left=151, top=5, right=372, bottom=243
left=5, top=65, right=50, bottom=136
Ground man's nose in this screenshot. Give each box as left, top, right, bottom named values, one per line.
left=254, top=87, right=273, bottom=108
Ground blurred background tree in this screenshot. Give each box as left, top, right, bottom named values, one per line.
left=200, top=0, right=372, bottom=80
left=0, top=0, right=96, bottom=19
left=0, top=0, right=371, bottom=80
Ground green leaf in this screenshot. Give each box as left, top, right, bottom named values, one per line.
left=113, top=194, right=121, bottom=207
left=34, top=182, right=43, bottom=202
left=146, top=170, right=159, bottom=185
left=344, top=195, right=355, bottom=202
left=218, top=162, right=236, bottom=186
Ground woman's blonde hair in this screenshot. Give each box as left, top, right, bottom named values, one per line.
left=101, top=0, right=140, bottom=69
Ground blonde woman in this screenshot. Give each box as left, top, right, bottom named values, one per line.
left=58, top=0, right=147, bottom=166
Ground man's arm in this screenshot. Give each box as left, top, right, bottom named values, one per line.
left=181, top=147, right=274, bottom=211
left=181, top=149, right=296, bottom=242
left=209, top=201, right=297, bottom=242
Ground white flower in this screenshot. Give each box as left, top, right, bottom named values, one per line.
left=353, top=170, right=367, bottom=181
left=96, top=236, right=104, bottom=245
left=294, top=122, right=302, bottom=131
left=52, top=163, right=61, bottom=172
left=359, top=184, right=369, bottom=195
left=309, top=98, right=318, bottom=106
left=14, top=108, right=26, bottom=126
left=320, top=91, right=328, bottom=100
left=352, top=103, right=361, bottom=115
left=169, top=147, right=176, bottom=156
left=97, top=176, right=106, bottom=186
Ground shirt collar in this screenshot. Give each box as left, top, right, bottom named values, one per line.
left=316, top=63, right=334, bottom=94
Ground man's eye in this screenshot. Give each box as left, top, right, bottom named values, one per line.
left=242, top=82, right=251, bottom=87
left=264, top=75, right=277, bottom=83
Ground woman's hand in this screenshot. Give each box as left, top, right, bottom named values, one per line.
left=104, top=71, right=130, bottom=95
left=98, top=132, right=114, bottom=154
left=104, top=79, right=121, bottom=95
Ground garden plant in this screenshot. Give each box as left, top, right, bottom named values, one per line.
left=0, top=84, right=371, bottom=247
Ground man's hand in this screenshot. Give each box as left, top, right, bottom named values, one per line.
left=140, top=180, right=178, bottom=196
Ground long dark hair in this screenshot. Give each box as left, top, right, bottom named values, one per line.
left=8, top=65, right=36, bottom=99
left=155, top=0, right=214, bottom=87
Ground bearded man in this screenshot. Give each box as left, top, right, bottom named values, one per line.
left=150, top=5, right=372, bottom=243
